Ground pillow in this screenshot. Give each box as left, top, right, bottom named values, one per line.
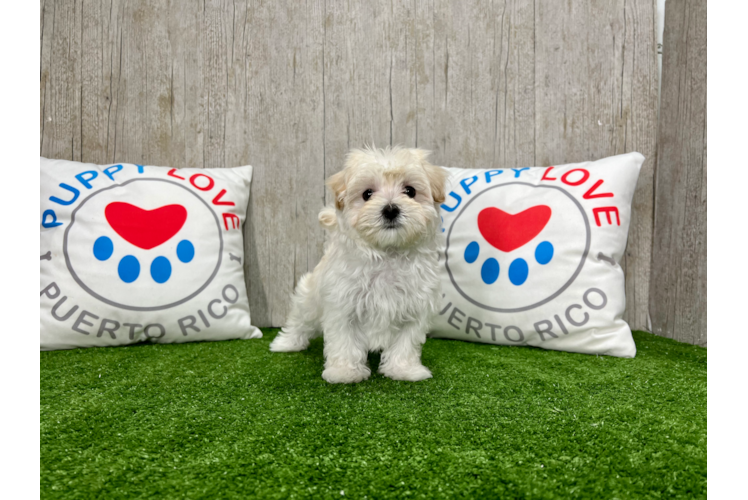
left=40, top=157, right=262, bottom=350
left=430, top=153, right=644, bottom=357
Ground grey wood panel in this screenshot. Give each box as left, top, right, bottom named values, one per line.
left=40, top=0, right=658, bottom=330
left=649, top=0, right=707, bottom=346
left=41, top=0, right=81, bottom=162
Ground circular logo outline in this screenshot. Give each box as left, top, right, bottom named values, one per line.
left=445, top=181, right=590, bottom=313
left=63, top=177, right=224, bottom=311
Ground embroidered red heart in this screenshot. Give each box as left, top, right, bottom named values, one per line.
left=478, top=205, right=552, bottom=252
left=105, top=202, right=187, bottom=250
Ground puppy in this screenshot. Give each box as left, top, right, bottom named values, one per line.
left=269, top=146, right=447, bottom=384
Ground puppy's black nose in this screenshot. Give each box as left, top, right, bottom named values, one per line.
left=382, top=204, right=400, bottom=221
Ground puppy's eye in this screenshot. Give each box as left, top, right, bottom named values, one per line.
left=363, top=189, right=373, bottom=201
left=404, top=186, right=416, bottom=198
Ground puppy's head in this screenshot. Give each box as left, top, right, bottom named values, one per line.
left=326, top=146, right=447, bottom=250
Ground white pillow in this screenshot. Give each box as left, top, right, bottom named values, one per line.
left=430, top=153, right=644, bottom=357
left=40, top=157, right=262, bottom=350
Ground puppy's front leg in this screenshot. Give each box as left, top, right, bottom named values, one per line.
left=379, top=324, right=432, bottom=382
left=321, top=322, right=371, bottom=384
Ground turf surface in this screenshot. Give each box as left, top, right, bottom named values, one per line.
left=41, top=330, right=706, bottom=499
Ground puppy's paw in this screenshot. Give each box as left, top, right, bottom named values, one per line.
left=322, top=365, right=371, bottom=384
left=269, top=333, right=310, bottom=352
left=381, top=363, right=433, bottom=382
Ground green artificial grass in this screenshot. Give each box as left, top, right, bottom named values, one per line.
left=41, top=330, right=706, bottom=499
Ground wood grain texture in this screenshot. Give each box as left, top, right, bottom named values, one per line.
left=649, top=0, right=707, bottom=346
left=40, top=0, right=658, bottom=330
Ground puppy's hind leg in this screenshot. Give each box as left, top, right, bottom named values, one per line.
left=269, top=272, right=321, bottom=352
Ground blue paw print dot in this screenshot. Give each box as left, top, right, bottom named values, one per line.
left=150, top=256, right=172, bottom=284
left=508, top=258, right=529, bottom=286
left=177, top=240, right=195, bottom=263
left=535, top=241, right=554, bottom=265
left=93, top=236, right=113, bottom=261
left=118, top=255, right=140, bottom=283
left=481, top=258, right=500, bottom=284
left=464, top=241, right=480, bottom=264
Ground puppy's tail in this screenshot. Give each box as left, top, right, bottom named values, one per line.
left=318, top=206, right=338, bottom=231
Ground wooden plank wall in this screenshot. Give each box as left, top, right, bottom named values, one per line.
left=40, top=0, right=659, bottom=332
left=649, top=0, right=707, bottom=346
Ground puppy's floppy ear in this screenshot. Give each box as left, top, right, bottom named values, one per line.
left=409, top=148, right=431, bottom=163
left=411, top=149, right=447, bottom=204
left=326, top=170, right=347, bottom=210
left=318, top=206, right=337, bottom=230
left=424, top=163, right=448, bottom=204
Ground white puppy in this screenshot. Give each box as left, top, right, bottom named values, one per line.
left=269, top=146, right=448, bottom=384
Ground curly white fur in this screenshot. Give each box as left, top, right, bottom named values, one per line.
left=269, top=146, right=448, bottom=384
